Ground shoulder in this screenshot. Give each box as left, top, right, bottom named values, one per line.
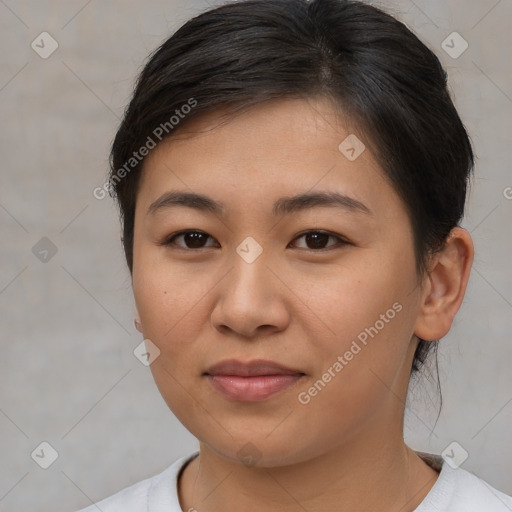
left=74, top=452, right=198, bottom=512
left=447, top=466, right=512, bottom=511
left=415, top=456, right=512, bottom=512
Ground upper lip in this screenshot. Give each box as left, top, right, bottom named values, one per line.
left=205, top=359, right=305, bottom=377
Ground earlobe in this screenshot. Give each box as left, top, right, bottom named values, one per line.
left=414, top=227, right=474, bottom=341
left=134, top=316, right=143, bottom=333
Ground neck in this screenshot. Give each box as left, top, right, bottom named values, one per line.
left=178, top=426, right=439, bottom=512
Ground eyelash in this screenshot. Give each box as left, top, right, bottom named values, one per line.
left=160, top=230, right=351, bottom=252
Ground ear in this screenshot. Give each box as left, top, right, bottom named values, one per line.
left=414, top=227, right=474, bottom=341
left=134, top=313, right=143, bottom=333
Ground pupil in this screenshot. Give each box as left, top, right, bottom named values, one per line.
left=186, top=232, right=206, bottom=248
left=307, top=232, right=328, bottom=249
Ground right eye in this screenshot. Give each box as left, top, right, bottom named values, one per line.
left=161, top=230, right=219, bottom=250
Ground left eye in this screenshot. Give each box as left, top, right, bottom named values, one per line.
left=289, top=230, right=348, bottom=250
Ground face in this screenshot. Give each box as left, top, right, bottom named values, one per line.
left=132, top=97, right=425, bottom=467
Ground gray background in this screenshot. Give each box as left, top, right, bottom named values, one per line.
left=0, top=1, right=511, bottom=511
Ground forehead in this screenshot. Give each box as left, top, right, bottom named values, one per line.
left=136, top=97, right=401, bottom=220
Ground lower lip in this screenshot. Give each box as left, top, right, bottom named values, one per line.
left=207, top=374, right=304, bottom=402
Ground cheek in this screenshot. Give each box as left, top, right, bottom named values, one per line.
left=133, top=261, right=210, bottom=433
left=295, top=253, right=418, bottom=402
left=298, top=251, right=415, bottom=348
left=133, top=252, right=211, bottom=341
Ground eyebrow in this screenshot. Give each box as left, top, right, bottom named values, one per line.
left=147, top=190, right=371, bottom=217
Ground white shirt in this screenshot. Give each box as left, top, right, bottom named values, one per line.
left=75, top=451, right=512, bottom=511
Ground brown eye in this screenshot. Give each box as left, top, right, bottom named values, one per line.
left=164, top=230, right=218, bottom=249
left=290, top=231, right=348, bottom=250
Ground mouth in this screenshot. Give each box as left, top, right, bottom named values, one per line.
left=204, top=359, right=306, bottom=402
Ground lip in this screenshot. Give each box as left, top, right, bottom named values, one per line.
left=206, top=359, right=304, bottom=377
left=204, top=359, right=305, bottom=402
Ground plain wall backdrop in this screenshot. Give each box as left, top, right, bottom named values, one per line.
left=0, top=0, right=511, bottom=510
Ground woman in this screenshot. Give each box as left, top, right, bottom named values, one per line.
left=78, top=0, right=512, bottom=510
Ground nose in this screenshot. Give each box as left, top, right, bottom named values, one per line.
left=210, top=247, right=291, bottom=339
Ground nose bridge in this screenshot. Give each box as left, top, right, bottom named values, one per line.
left=229, top=235, right=272, bottom=303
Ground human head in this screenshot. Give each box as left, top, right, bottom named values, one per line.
left=109, top=0, right=473, bottom=375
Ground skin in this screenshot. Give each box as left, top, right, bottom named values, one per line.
left=131, top=97, right=474, bottom=512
